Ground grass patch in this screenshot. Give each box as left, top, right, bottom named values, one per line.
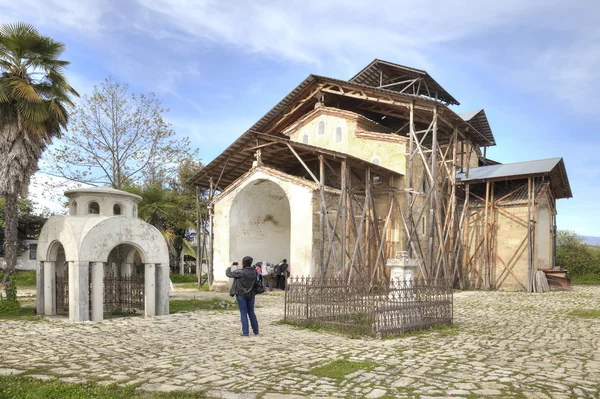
left=568, top=309, right=600, bottom=318
left=0, top=375, right=207, bottom=398
left=278, top=319, right=373, bottom=339
left=309, top=359, right=377, bottom=380
left=571, top=274, right=600, bottom=284
left=386, top=323, right=459, bottom=339
left=174, top=282, right=209, bottom=291
left=170, top=275, right=199, bottom=284
left=169, top=298, right=236, bottom=314
left=0, top=300, right=39, bottom=320
left=0, top=270, right=37, bottom=286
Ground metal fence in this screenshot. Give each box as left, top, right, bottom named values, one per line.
left=284, top=277, right=453, bottom=336
left=103, top=274, right=144, bottom=313
left=54, top=274, right=144, bottom=315
left=56, top=276, right=68, bottom=315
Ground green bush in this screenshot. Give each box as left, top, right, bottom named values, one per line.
left=557, top=230, right=600, bottom=280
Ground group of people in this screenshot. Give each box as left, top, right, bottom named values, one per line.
left=254, top=259, right=290, bottom=291
left=226, top=256, right=291, bottom=337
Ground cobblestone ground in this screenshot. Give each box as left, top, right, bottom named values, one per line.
left=1, top=286, right=600, bottom=398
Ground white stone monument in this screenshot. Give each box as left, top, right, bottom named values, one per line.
left=386, top=251, right=420, bottom=301
left=35, top=187, right=170, bottom=322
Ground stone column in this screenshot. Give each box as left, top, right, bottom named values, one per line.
left=68, top=261, right=90, bottom=322
left=121, top=263, right=133, bottom=277
left=36, top=261, right=44, bottom=315
left=155, top=264, right=170, bottom=316
left=91, top=262, right=104, bottom=322
left=144, top=263, right=156, bottom=317
left=43, top=261, right=56, bottom=316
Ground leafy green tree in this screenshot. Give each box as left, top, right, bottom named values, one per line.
left=0, top=22, right=77, bottom=299
left=124, top=160, right=204, bottom=266
left=46, top=77, right=198, bottom=189
left=556, top=230, right=600, bottom=281
left=0, top=198, right=47, bottom=257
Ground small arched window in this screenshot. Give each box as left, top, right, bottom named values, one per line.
left=132, top=206, right=137, bottom=218
left=88, top=201, right=100, bottom=215
left=317, top=120, right=325, bottom=136
left=71, top=201, right=78, bottom=216
left=372, top=157, right=380, bottom=165
left=113, top=204, right=122, bottom=215
left=302, top=134, right=309, bottom=144
left=335, top=126, right=343, bottom=143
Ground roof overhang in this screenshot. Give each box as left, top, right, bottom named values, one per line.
left=456, top=157, right=572, bottom=199
left=191, top=132, right=402, bottom=190
left=459, top=109, right=496, bottom=146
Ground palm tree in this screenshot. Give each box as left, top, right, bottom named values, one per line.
left=0, top=23, right=78, bottom=299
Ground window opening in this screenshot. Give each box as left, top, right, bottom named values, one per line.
left=88, top=202, right=100, bottom=215
left=318, top=120, right=325, bottom=136
left=335, top=126, right=342, bottom=143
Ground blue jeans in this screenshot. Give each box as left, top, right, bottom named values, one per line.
left=236, top=295, right=259, bottom=336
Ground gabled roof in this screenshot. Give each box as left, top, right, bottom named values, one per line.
left=459, top=109, right=495, bottom=146
left=456, top=157, right=572, bottom=199
left=350, top=59, right=460, bottom=106
left=192, top=132, right=402, bottom=190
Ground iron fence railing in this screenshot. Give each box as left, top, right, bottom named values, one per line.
left=55, top=273, right=144, bottom=316
left=284, top=277, right=453, bottom=336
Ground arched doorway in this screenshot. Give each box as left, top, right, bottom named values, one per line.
left=103, top=243, right=145, bottom=315
left=229, top=179, right=291, bottom=266
left=46, top=241, right=68, bottom=315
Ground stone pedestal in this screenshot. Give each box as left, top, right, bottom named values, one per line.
left=386, top=251, right=420, bottom=301
left=386, top=251, right=420, bottom=281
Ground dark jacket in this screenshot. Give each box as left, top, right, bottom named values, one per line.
left=226, top=266, right=257, bottom=299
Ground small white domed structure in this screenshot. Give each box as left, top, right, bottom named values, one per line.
left=36, top=187, right=170, bottom=322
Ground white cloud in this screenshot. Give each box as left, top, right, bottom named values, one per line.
left=129, top=0, right=599, bottom=114
left=0, top=0, right=106, bottom=34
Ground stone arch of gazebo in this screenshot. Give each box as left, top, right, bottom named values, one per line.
left=36, top=187, right=169, bottom=322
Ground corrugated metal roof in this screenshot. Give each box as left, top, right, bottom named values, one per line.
left=459, top=109, right=496, bottom=146
left=456, top=157, right=572, bottom=199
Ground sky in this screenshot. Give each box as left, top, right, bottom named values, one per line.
left=1, top=0, right=599, bottom=235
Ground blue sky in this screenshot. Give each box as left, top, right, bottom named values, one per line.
left=1, top=0, right=599, bottom=235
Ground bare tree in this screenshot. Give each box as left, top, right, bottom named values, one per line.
left=46, top=77, right=198, bottom=189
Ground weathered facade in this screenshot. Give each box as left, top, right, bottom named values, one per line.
left=192, top=59, right=572, bottom=291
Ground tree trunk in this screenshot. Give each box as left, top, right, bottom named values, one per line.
left=2, top=192, right=18, bottom=300
left=0, top=121, right=48, bottom=300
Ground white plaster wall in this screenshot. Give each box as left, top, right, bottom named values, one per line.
left=536, top=195, right=552, bottom=269
left=212, top=169, right=316, bottom=286
left=0, top=239, right=37, bottom=271
left=229, top=179, right=291, bottom=267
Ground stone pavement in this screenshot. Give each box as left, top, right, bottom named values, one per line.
left=2, top=286, right=600, bottom=398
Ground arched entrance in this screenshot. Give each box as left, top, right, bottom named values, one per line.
left=102, top=244, right=145, bottom=315
left=229, top=179, right=291, bottom=265
left=46, top=241, right=68, bottom=315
